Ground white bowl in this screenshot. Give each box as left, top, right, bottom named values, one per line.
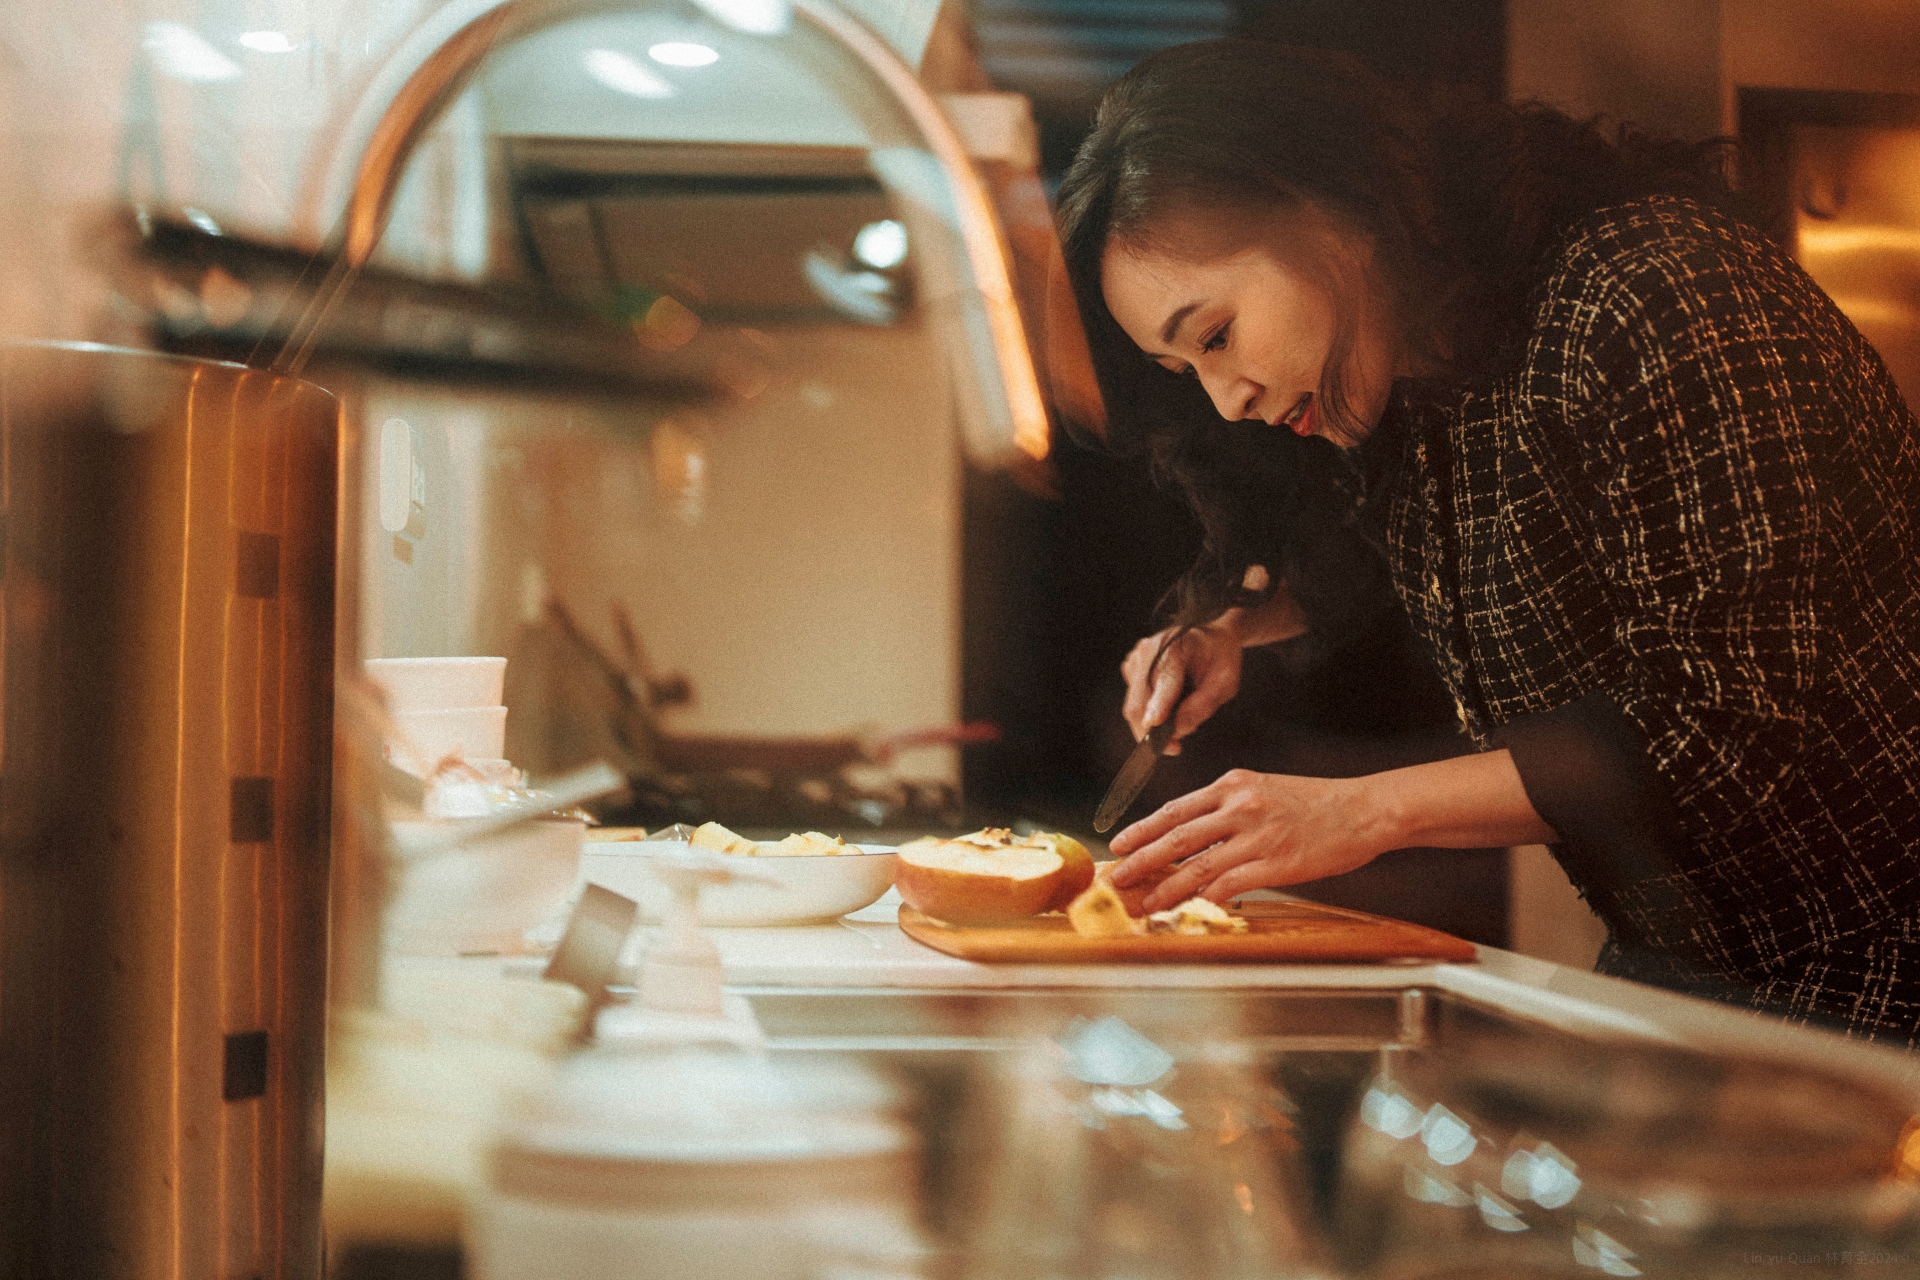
left=578, top=840, right=897, bottom=926
left=386, top=818, right=585, bottom=956
left=367, top=655, right=508, bottom=712
left=390, top=705, right=508, bottom=769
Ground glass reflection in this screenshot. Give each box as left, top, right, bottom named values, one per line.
left=1335, top=1031, right=1920, bottom=1279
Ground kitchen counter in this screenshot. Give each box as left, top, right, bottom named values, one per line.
left=344, top=888, right=1920, bottom=1278
left=467, top=888, right=1920, bottom=1095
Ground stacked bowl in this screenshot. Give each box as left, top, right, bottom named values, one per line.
left=365, top=655, right=510, bottom=776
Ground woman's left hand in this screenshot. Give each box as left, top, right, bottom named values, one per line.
left=1105, top=769, right=1391, bottom=913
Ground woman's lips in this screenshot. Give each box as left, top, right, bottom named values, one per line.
left=1285, top=394, right=1315, bottom=437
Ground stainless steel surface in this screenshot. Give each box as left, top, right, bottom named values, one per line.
left=739, top=983, right=1920, bottom=1275
left=0, top=342, right=337, bottom=1279
left=743, top=985, right=1421, bottom=1054
left=1093, top=717, right=1173, bottom=833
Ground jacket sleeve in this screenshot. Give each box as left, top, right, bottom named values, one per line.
left=1498, top=207, right=1838, bottom=848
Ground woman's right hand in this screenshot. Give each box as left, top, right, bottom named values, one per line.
left=1120, top=617, right=1246, bottom=756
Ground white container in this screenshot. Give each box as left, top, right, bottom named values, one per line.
left=577, top=840, right=897, bottom=926
left=472, top=1047, right=929, bottom=1280
left=390, top=705, right=508, bottom=769
left=385, top=818, right=585, bottom=956
left=366, top=655, right=508, bottom=712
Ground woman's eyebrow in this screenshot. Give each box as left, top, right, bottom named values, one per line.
left=1161, top=302, right=1201, bottom=346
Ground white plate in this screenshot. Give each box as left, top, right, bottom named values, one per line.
left=578, top=840, right=897, bottom=926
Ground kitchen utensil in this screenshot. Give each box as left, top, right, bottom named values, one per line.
left=896, top=899, right=1479, bottom=964
left=1094, top=717, right=1175, bottom=833
left=1094, top=634, right=1182, bottom=832
left=580, top=839, right=899, bottom=926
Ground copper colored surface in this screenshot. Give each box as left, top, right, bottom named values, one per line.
left=896, top=899, right=1479, bottom=964
left=0, top=342, right=336, bottom=1279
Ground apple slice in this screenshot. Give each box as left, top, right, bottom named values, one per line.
left=690, top=821, right=758, bottom=855
left=896, top=836, right=1064, bottom=925
left=1093, top=859, right=1179, bottom=917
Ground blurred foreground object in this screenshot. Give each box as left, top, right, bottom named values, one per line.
left=0, top=342, right=336, bottom=1279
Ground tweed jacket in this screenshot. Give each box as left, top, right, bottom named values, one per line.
left=1364, top=195, right=1920, bottom=1042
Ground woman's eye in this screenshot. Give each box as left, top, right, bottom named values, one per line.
left=1201, top=323, right=1230, bottom=354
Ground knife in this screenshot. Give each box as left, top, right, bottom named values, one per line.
left=1094, top=717, right=1175, bottom=833
left=1094, top=633, right=1187, bottom=834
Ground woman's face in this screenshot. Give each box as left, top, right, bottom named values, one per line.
left=1099, top=207, right=1400, bottom=446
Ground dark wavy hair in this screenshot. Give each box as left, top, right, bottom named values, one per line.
left=1056, top=39, right=1746, bottom=646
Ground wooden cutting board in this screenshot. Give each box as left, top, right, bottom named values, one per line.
left=896, top=899, right=1478, bottom=964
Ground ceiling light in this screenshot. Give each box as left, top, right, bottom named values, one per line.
left=583, top=49, right=674, bottom=98
left=648, top=42, right=719, bottom=68
left=143, top=21, right=242, bottom=83
left=852, top=219, right=907, bottom=269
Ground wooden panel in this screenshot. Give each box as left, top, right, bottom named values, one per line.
left=896, top=900, right=1478, bottom=965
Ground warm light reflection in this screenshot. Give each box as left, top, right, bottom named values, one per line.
left=634, top=294, right=701, bottom=351
left=1822, top=296, right=1919, bottom=329
left=1798, top=226, right=1920, bottom=257
left=650, top=419, right=708, bottom=525
left=1891, top=1116, right=1920, bottom=1182
left=649, top=41, right=720, bottom=67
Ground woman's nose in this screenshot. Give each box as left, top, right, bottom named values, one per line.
left=1200, top=371, right=1260, bottom=422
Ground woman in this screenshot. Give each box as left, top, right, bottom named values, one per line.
left=1060, top=40, right=1920, bottom=1041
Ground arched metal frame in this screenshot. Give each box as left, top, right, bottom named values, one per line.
left=289, top=0, right=1050, bottom=460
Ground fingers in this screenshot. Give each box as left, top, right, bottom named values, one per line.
left=1172, top=651, right=1241, bottom=739
left=1120, top=632, right=1180, bottom=740
left=1106, top=784, right=1226, bottom=864
left=1142, top=654, right=1186, bottom=731
left=1138, top=836, right=1260, bottom=912
left=1201, top=858, right=1302, bottom=903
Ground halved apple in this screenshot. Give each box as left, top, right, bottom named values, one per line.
left=1031, top=833, right=1096, bottom=912
left=896, top=836, right=1065, bottom=925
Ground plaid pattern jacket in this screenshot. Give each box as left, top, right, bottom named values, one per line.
left=1366, top=196, right=1920, bottom=1042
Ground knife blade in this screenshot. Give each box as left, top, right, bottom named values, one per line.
left=1093, top=717, right=1174, bottom=833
